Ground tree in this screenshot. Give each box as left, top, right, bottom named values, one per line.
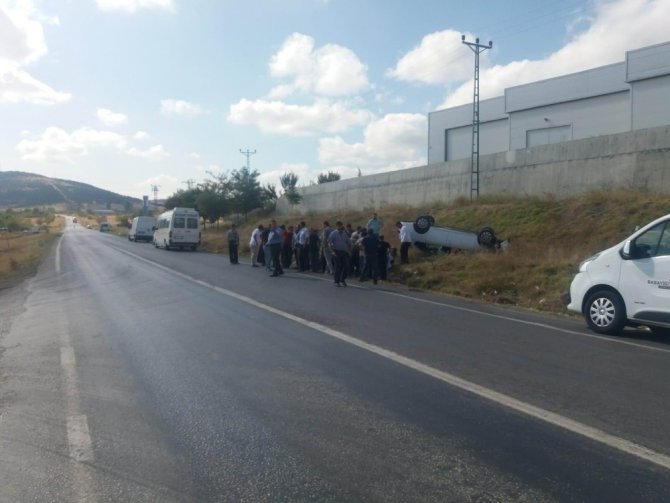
left=164, top=188, right=201, bottom=210
left=280, top=172, right=302, bottom=205
left=230, top=167, right=264, bottom=218
left=317, top=171, right=341, bottom=184
left=262, top=183, right=279, bottom=210
left=203, top=171, right=232, bottom=228
left=196, top=180, right=229, bottom=230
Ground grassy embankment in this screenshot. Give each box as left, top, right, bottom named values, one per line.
left=0, top=215, right=64, bottom=289
left=199, top=189, right=669, bottom=315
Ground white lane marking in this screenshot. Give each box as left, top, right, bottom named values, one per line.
left=114, top=247, right=670, bottom=470
left=60, top=345, right=95, bottom=464
left=61, top=346, right=75, bottom=367
left=55, top=234, right=64, bottom=274
left=375, top=289, right=670, bottom=355
left=256, top=266, right=670, bottom=355
left=66, top=415, right=95, bottom=463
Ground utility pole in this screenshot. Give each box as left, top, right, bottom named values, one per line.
left=462, top=35, right=492, bottom=201
left=239, top=148, right=257, bottom=171
left=151, top=184, right=160, bottom=207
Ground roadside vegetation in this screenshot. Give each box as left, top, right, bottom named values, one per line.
left=198, top=188, right=669, bottom=315
left=0, top=208, right=64, bottom=288
left=5, top=186, right=662, bottom=317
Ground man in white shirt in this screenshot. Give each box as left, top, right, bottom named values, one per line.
left=297, top=222, right=310, bottom=271
left=249, top=224, right=263, bottom=267
left=397, top=221, right=412, bottom=264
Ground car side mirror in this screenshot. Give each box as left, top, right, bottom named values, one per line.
left=152, top=226, right=157, bottom=231
left=620, top=240, right=632, bottom=259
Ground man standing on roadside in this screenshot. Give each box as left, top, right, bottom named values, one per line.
left=227, top=223, right=239, bottom=264
left=397, top=221, right=412, bottom=264
left=367, top=212, right=383, bottom=235
left=281, top=225, right=294, bottom=269
left=322, top=221, right=334, bottom=275
left=359, top=229, right=379, bottom=284
left=267, top=220, right=284, bottom=277
left=328, top=221, right=352, bottom=287
left=297, top=221, right=310, bottom=271
left=249, top=224, right=263, bottom=267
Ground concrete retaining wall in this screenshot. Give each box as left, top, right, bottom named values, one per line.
left=277, top=125, right=670, bottom=214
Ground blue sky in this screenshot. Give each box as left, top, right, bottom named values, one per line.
left=1, top=0, right=668, bottom=199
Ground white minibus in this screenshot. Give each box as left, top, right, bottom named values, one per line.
left=153, top=207, right=200, bottom=251
left=129, top=216, right=157, bottom=242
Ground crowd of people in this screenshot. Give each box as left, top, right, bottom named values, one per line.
left=227, top=213, right=411, bottom=287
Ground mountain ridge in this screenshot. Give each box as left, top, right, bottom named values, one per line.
left=0, top=171, right=140, bottom=209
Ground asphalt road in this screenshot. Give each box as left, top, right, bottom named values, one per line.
left=2, top=219, right=670, bottom=502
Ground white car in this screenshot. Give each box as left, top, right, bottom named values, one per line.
left=567, top=213, right=670, bottom=335
left=402, top=215, right=503, bottom=253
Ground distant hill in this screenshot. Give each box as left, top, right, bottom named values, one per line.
left=0, top=171, right=140, bottom=209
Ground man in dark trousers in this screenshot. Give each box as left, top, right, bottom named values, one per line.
left=397, top=221, right=412, bottom=264
left=377, top=234, right=391, bottom=281
left=227, top=223, right=239, bottom=264
left=281, top=225, right=294, bottom=269
left=327, top=221, right=352, bottom=287
left=267, top=220, right=284, bottom=277
left=359, top=229, right=379, bottom=284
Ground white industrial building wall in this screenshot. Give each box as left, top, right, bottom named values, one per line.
left=428, top=96, right=506, bottom=163
left=508, top=91, right=630, bottom=150
left=632, top=75, right=670, bottom=130
left=445, top=119, right=508, bottom=161
left=427, top=41, right=670, bottom=165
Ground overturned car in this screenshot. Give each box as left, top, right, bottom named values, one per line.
left=401, top=215, right=507, bottom=253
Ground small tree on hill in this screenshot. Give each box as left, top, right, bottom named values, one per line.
left=262, top=183, right=279, bottom=210
left=280, top=172, right=302, bottom=205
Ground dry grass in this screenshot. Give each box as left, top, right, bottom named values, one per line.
left=0, top=216, right=64, bottom=288
left=197, top=189, right=670, bottom=314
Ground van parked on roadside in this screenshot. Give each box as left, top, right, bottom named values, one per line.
left=129, top=216, right=157, bottom=242
left=153, top=207, right=200, bottom=251
left=567, top=213, right=670, bottom=335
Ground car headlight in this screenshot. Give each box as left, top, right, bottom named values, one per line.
left=578, top=253, right=600, bottom=272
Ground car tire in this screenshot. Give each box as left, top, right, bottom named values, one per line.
left=477, top=227, right=496, bottom=248
left=584, top=290, right=626, bottom=335
left=413, top=215, right=433, bottom=234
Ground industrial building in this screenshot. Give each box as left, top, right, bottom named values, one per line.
left=279, top=41, right=670, bottom=214
left=428, top=41, right=670, bottom=164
